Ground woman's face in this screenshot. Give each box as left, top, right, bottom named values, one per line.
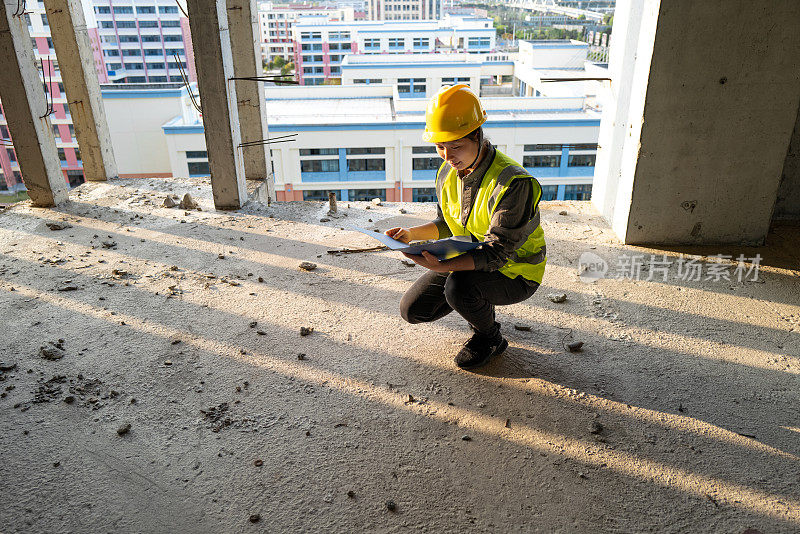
left=434, top=137, right=480, bottom=172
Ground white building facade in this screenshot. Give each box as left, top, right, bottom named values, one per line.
left=159, top=85, right=599, bottom=202
left=341, top=52, right=514, bottom=99
left=293, top=15, right=496, bottom=85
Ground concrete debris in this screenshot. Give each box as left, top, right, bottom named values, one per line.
left=299, top=261, right=317, bottom=271
left=112, top=269, right=128, bottom=277
left=398, top=208, right=407, bottom=214
left=328, top=192, right=338, bottom=214
left=218, top=254, right=225, bottom=259
left=116, top=423, right=132, bottom=436
left=401, top=260, right=416, bottom=267
left=513, top=324, right=531, bottom=331
left=163, top=195, right=179, bottom=208
left=319, top=218, right=331, bottom=223
left=57, top=285, right=79, bottom=291
left=101, top=241, right=117, bottom=249
left=249, top=321, right=257, bottom=328
left=461, top=435, right=472, bottom=441
left=371, top=198, right=382, bottom=206
left=40, top=342, right=65, bottom=360
left=0, top=363, right=17, bottom=372
left=45, top=222, right=72, bottom=231
left=385, top=500, right=396, bottom=512
left=567, top=341, right=584, bottom=352
left=179, top=193, right=199, bottom=210
left=300, top=327, right=314, bottom=336
left=559, top=210, right=568, bottom=216
left=347, top=490, right=355, bottom=498
left=254, top=459, right=264, bottom=467
left=548, top=293, right=568, bottom=303
left=297, top=353, right=306, bottom=360
left=249, top=514, right=261, bottom=523
left=589, top=421, right=604, bottom=434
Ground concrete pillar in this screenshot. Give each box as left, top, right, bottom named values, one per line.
left=593, top=0, right=800, bottom=245
left=227, top=0, right=274, bottom=203
left=0, top=1, right=67, bottom=206
left=43, top=0, right=117, bottom=182
left=773, top=101, right=800, bottom=222
left=186, top=0, right=247, bottom=210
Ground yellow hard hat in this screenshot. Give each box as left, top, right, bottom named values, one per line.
left=422, top=84, right=487, bottom=143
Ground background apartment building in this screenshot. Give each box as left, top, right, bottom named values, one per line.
left=367, top=0, right=443, bottom=21
left=90, top=0, right=196, bottom=84
left=293, top=15, right=496, bottom=85
left=259, top=2, right=355, bottom=64
left=0, top=1, right=85, bottom=192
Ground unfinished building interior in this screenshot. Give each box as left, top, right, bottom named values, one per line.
left=0, top=0, right=798, bottom=532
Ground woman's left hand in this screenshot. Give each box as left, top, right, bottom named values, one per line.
left=402, top=251, right=449, bottom=272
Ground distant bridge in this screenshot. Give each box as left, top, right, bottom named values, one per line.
left=506, top=0, right=606, bottom=23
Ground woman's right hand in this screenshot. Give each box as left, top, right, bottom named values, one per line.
left=385, top=227, right=413, bottom=243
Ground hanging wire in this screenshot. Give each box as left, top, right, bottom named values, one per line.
left=39, top=58, right=55, bottom=119
left=229, top=75, right=299, bottom=86
left=13, top=0, right=28, bottom=17
left=238, top=133, right=297, bottom=148
left=173, top=53, right=202, bottom=114
left=175, top=0, right=188, bottom=19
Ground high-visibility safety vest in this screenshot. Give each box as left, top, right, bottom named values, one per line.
left=436, top=149, right=546, bottom=284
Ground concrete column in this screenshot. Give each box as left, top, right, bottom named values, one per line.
left=43, top=0, right=117, bottom=182
left=0, top=1, right=67, bottom=206
left=593, top=0, right=800, bottom=245
left=227, top=0, right=274, bottom=203
left=186, top=0, right=247, bottom=210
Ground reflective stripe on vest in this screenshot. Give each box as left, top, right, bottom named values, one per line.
left=438, top=150, right=546, bottom=283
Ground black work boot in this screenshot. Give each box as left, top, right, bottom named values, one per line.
left=454, top=323, right=508, bottom=369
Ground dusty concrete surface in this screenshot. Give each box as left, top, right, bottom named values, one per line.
left=0, top=177, right=798, bottom=533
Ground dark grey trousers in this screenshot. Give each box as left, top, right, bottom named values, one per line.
left=400, top=270, right=539, bottom=336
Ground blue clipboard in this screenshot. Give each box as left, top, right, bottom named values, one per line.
left=354, top=227, right=481, bottom=260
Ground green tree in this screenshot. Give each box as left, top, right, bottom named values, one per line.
left=273, top=56, right=286, bottom=69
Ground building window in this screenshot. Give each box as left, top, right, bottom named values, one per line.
left=144, top=49, right=163, bottom=56
left=388, top=38, right=404, bottom=48
left=113, top=6, right=133, bottom=14
left=119, top=36, right=139, bottom=43
left=347, top=159, right=385, bottom=172
left=301, top=160, right=339, bottom=172
left=568, top=154, right=596, bottom=167
left=163, top=35, right=183, bottom=42
left=524, top=144, right=563, bottom=152
left=95, top=6, right=110, bottom=14
left=349, top=189, right=386, bottom=201
left=100, top=21, right=115, bottom=29
left=303, top=190, right=341, bottom=201
left=147, top=62, right=166, bottom=70
left=116, top=21, right=136, bottom=28
left=412, top=157, right=441, bottom=170
left=567, top=143, right=598, bottom=150
left=541, top=185, right=558, bottom=201
left=467, top=37, right=491, bottom=48
left=106, top=62, right=122, bottom=70
left=563, top=184, right=592, bottom=200
left=329, top=66, right=341, bottom=75
left=364, top=38, right=380, bottom=49
left=136, top=6, right=155, bottom=14
left=159, top=6, right=179, bottom=14
left=125, top=63, right=144, bottom=70
left=160, top=21, right=180, bottom=28
left=442, top=77, right=470, bottom=84
left=141, top=35, right=161, bottom=42
left=104, top=49, right=120, bottom=57
left=413, top=38, right=429, bottom=47
left=412, top=188, right=436, bottom=202
left=149, top=76, right=168, bottom=82
left=138, top=21, right=158, bottom=28
left=186, top=151, right=208, bottom=159
left=346, top=147, right=384, bottom=155
left=188, top=161, right=211, bottom=176
left=523, top=155, right=561, bottom=167
left=300, top=148, right=338, bottom=156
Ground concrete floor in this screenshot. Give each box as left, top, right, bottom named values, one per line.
left=0, top=177, right=798, bottom=533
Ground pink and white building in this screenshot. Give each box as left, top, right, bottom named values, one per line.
left=258, top=2, right=355, bottom=64
left=90, top=0, right=196, bottom=84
